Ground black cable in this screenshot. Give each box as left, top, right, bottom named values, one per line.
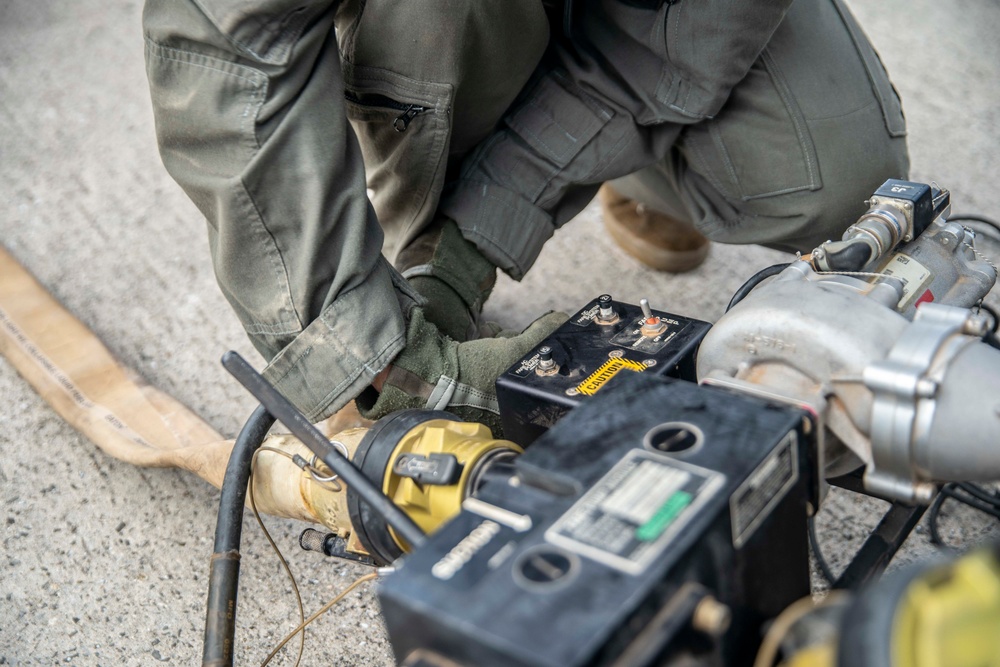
left=943, top=485, right=1000, bottom=520
left=980, top=302, right=1000, bottom=351
left=807, top=517, right=837, bottom=585
left=950, top=214, right=1000, bottom=244
left=957, top=482, right=1000, bottom=508
left=949, top=213, right=1000, bottom=234
left=927, top=488, right=949, bottom=548
left=976, top=303, right=999, bottom=336
left=726, top=263, right=791, bottom=312
left=203, top=404, right=276, bottom=667
left=928, top=482, right=1000, bottom=549
left=221, top=351, right=427, bottom=548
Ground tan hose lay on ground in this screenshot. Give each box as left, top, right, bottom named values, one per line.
left=0, top=244, right=367, bottom=526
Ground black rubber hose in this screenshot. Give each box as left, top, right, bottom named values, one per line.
left=221, top=351, right=426, bottom=548
left=203, top=404, right=275, bottom=667
left=823, top=241, right=873, bottom=272
left=726, top=263, right=791, bottom=312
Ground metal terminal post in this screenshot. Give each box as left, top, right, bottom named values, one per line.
left=535, top=346, right=559, bottom=376
left=596, top=294, right=620, bottom=325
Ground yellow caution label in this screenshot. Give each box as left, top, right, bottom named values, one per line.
left=577, top=358, right=647, bottom=396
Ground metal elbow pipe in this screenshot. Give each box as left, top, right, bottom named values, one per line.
left=698, top=267, right=1000, bottom=502
left=916, top=341, right=1000, bottom=481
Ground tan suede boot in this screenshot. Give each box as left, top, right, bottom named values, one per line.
left=599, top=185, right=710, bottom=272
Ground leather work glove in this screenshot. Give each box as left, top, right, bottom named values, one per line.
left=356, top=307, right=567, bottom=436
left=395, top=217, right=500, bottom=342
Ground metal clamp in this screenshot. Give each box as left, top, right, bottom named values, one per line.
left=863, top=303, right=988, bottom=502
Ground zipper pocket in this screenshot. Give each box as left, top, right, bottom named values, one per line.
left=344, top=90, right=430, bottom=132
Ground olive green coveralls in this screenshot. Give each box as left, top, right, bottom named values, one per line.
left=143, top=0, right=908, bottom=422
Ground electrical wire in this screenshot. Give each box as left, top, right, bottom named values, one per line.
left=927, top=488, right=949, bottom=547
left=752, top=591, right=848, bottom=667
left=945, top=484, right=1000, bottom=519
left=807, top=517, right=837, bottom=586
left=950, top=213, right=1000, bottom=236
left=957, top=481, right=1000, bottom=510
left=726, top=263, right=791, bottom=312
left=256, top=444, right=344, bottom=493
left=977, top=303, right=1000, bottom=335
left=250, top=447, right=383, bottom=666
left=222, top=350, right=427, bottom=549
left=927, top=482, right=1000, bottom=550
left=260, top=571, right=379, bottom=667
left=250, top=449, right=306, bottom=667
left=972, top=303, right=1000, bottom=350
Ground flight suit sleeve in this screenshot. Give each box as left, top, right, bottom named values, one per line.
left=441, top=0, right=794, bottom=279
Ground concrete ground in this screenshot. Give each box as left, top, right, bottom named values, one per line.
left=2, top=1, right=999, bottom=665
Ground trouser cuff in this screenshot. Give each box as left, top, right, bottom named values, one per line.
left=261, top=257, right=419, bottom=422
left=440, top=182, right=554, bottom=281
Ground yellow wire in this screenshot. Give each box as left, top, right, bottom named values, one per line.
left=260, top=571, right=378, bottom=666
left=257, top=445, right=342, bottom=492
left=250, top=450, right=306, bottom=667
left=258, top=445, right=296, bottom=461
left=753, top=591, right=848, bottom=667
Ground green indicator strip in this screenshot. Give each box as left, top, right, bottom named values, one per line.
left=636, top=491, right=693, bottom=542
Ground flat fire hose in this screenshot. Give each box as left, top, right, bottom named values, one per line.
left=0, top=245, right=368, bottom=525
left=0, top=244, right=241, bottom=484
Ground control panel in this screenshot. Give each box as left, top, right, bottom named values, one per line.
left=495, top=295, right=712, bottom=445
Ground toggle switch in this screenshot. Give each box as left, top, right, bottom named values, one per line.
left=639, top=298, right=668, bottom=338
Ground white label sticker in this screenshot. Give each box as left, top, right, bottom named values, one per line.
left=730, top=433, right=798, bottom=548
left=545, top=450, right=724, bottom=575
left=879, top=253, right=934, bottom=309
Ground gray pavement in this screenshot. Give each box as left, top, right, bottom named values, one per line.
left=2, top=1, right=999, bottom=665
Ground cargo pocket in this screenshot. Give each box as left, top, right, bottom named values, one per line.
left=831, top=0, right=906, bottom=138
left=682, top=49, right=822, bottom=202
left=343, top=65, right=453, bottom=261
left=502, top=70, right=613, bottom=203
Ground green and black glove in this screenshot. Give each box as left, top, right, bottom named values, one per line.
left=356, top=307, right=566, bottom=436
left=395, top=217, right=500, bottom=342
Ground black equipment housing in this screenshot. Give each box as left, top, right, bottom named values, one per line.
left=379, top=374, right=815, bottom=667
